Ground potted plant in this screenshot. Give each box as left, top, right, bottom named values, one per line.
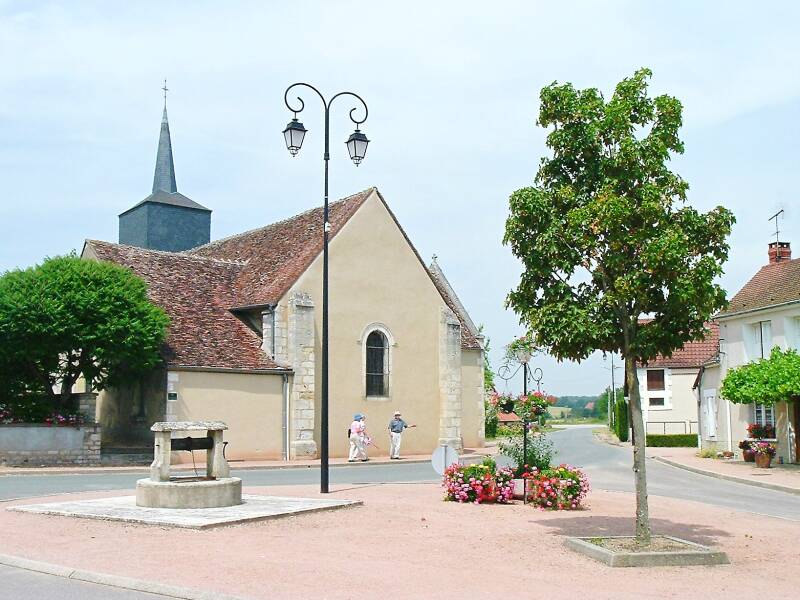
left=752, top=441, right=776, bottom=469
left=739, top=439, right=755, bottom=462
left=747, top=423, right=776, bottom=440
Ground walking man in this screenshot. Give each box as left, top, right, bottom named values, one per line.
left=348, top=414, right=367, bottom=462
left=388, top=411, right=416, bottom=459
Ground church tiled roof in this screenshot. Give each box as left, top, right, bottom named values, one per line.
left=87, top=187, right=481, bottom=371
left=189, top=189, right=372, bottom=306
left=84, top=240, right=282, bottom=372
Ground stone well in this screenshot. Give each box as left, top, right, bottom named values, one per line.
left=136, top=421, right=242, bottom=509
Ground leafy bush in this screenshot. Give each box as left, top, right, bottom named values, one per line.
left=525, top=464, right=590, bottom=510
left=498, top=430, right=554, bottom=477
left=484, top=400, right=498, bottom=438
left=645, top=434, right=697, bottom=447
left=614, top=397, right=629, bottom=442
left=721, top=347, right=800, bottom=405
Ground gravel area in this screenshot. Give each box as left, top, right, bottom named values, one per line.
left=2, top=483, right=799, bottom=599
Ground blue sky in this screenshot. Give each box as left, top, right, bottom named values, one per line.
left=1, top=1, right=798, bottom=396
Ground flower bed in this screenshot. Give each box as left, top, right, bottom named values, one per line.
left=442, top=459, right=515, bottom=504
left=524, top=464, right=589, bottom=510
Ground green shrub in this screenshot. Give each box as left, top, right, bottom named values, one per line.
left=646, top=434, right=698, bottom=447
left=614, top=397, right=629, bottom=442
left=484, top=400, right=499, bottom=438
left=498, top=431, right=554, bottom=476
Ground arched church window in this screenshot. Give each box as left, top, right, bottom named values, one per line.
left=366, top=330, right=389, bottom=397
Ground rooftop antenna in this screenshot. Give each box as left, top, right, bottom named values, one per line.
left=769, top=209, right=784, bottom=245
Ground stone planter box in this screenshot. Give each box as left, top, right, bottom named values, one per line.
left=0, top=423, right=101, bottom=467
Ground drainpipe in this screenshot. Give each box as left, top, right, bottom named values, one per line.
left=281, top=373, right=290, bottom=461
left=695, top=366, right=704, bottom=449
left=726, top=399, right=733, bottom=454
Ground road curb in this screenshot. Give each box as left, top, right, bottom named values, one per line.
left=0, top=553, right=251, bottom=599
left=652, top=456, right=800, bottom=496
left=0, top=453, right=488, bottom=477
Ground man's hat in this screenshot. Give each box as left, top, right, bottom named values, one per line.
left=393, top=411, right=401, bottom=416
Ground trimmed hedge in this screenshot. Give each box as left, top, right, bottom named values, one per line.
left=614, top=397, right=629, bottom=442
left=646, top=434, right=698, bottom=447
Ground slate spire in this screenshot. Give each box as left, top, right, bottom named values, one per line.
left=152, top=82, right=177, bottom=194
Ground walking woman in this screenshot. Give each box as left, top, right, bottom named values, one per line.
left=348, top=414, right=367, bottom=462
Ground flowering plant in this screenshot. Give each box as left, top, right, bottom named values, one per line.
left=738, top=440, right=752, bottom=451
left=747, top=423, right=775, bottom=440
left=751, top=441, right=776, bottom=457
left=442, top=459, right=515, bottom=504
left=505, top=333, right=538, bottom=363
left=0, top=404, right=85, bottom=426
left=525, top=464, right=589, bottom=510
left=489, top=390, right=556, bottom=420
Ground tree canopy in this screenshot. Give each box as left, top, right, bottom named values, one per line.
left=503, top=68, right=734, bottom=543
left=504, top=68, right=734, bottom=363
left=0, top=254, right=169, bottom=410
left=721, top=348, right=800, bottom=405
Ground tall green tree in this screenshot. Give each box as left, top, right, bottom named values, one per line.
left=504, top=69, right=734, bottom=542
left=0, top=255, right=169, bottom=411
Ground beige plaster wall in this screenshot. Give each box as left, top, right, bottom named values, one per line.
left=289, top=191, right=469, bottom=457
left=168, top=370, right=285, bottom=462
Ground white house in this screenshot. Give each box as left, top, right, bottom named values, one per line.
left=697, top=241, right=799, bottom=463
left=635, top=323, right=719, bottom=437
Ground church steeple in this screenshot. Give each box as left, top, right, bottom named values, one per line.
left=152, top=81, right=177, bottom=194
left=118, top=82, right=211, bottom=252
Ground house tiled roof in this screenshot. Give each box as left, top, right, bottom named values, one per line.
left=640, top=322, right=720, bottom=369
left=718, top=257, right=800, bottom=317
left=84, top=240, right=282, bottom=371
left=87, top=187, right=481, bottom=371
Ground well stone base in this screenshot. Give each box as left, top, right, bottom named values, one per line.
left=136, top=477, right=242, bottom=509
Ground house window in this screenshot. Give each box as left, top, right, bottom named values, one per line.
left=649, top=397, right=665, bottom=407
left=754, top=404, right=775, bottom=430
left=647, top=370, right=665, bottom=391
left=366, top=330, right=389, bottom=397
left=746, top=320, right=772, bottom=361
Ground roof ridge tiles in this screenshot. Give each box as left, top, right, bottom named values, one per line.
left=187, top=187, right=377, bottom=254
left=86, top=240, right=247, bottom=266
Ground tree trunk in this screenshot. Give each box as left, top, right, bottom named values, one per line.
left=624, top=351, right=651, bottom=544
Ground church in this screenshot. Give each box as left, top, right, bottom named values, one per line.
left=81, top=103, right=486, bottom=460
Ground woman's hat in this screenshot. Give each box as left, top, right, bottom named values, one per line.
left=353, top=413, right=362, bottom=420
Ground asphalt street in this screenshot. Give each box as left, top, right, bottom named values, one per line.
left=1, top=426, right=799, bottom=599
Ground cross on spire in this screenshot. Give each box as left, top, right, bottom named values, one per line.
left=162, top=79, right=169, bottom=108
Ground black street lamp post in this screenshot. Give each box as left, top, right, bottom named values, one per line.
left=282, top=83, right=369, bottom=494
left=497, top=349, right=544, bottom=504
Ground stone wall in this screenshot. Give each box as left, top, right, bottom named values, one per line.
left=438, top=307, right=463, bottom=451
left=0, top=392, right=102, bottom=466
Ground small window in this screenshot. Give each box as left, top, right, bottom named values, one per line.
left=649, top=397, right=665, bottom=407
left=647, top=370, right=665, bottom=391
left=366, top=330, right=389, bottom=397
left=754, top=404, right=775, bottom=429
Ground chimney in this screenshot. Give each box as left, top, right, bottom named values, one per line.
left=768, top=241, right=791, bottom=264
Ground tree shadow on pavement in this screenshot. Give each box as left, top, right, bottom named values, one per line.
left=532, top=515, right=731, bottom=546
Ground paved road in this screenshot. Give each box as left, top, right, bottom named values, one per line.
left=0, top=564, right=165, bottom=600
left=2, top=428, right=798, bottom=520
left=549, top=425, right=800, bottom=521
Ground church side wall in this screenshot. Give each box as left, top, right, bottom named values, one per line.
left=168, top=370, right=285, bottom=462
left=289, top=192, right=450, bottom=458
